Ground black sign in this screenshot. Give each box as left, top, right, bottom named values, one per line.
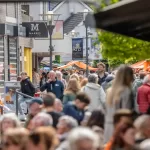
left=72, top=38, right=83, bottom=60
left=22, top=22, right=48, bottom=38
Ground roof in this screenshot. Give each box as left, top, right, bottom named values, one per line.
left=86, top=0, right=150, bottom=41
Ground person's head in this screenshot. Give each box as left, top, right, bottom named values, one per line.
left=88, top=74, right=98, bottom=84
left=2, top=128, right=29, bottom=150
left=80, top=78, right=88, bottom=88
left=87, top=109, right=104, bottom=129
left=56, top=71, right=63, bottom=81
left=0, top=113, right=21, bottom=133
left=48, top=71, right=56, bottom=81
left=97, top=62, right=105, bottom=73
left=66, top=78, right=80, bottom=94
left=75, top=92, right=90, bottom=110
left=41, top=72, right=46, bottom=78
left=111, top=123, right=135, bottom=148
left=42, top=93, right=56, bottom=108
left=134, top=115, right=150, bottom=138
left=20, top=72, right=27, bottom=80
left=113, top=109, right=133, bottom=128
left=143, top=74, right=150, bottom=84
left=17, top=76, right=21, bottom=81
left=140, top=139, right=150, bottom=150
left=54, top=99, right=63, bottom=113
left=70, top=74, right=79, bottom=82
left=107, top=65, right=134, bottom=105
left=32, top=68, right=37, bottom=73
left=57, top=115, right=78, bottom=135
left=28, top=127, right=59, bottom=150
left=29, top=98, right=43, bottom=116
left=68, top=127, right=100, bottom=150
left=31, top=112, right=53, bottom=129
left=139, top=71, right=146, bottom=80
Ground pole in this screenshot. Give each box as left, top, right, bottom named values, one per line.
left=17, top=2, right=20, bottom=76
left=49, top=32, right=52, bottom=70
left=86, top=25, right=89, bottom=77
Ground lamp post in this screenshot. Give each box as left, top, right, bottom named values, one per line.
left=40, top=11, right=60, bottom=70
left=84, top=9, right=89, bottom=77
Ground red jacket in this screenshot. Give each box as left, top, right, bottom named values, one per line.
left=137, top=84, right=150, bottom=113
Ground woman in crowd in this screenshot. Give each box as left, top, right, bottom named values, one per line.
left=104, top=123, right=136, bottom=150
left=70, top=74, right=80, bottom=82
left=2, top=128, right=29, bottom=150
left=82, top=73, right=106, bottom=111
left=40, top=72, right=47, bottom=87
left=56, top=71, right=67, bottom=89
left=63, top=78, right=80, bottom=104
left=104, top=65, right=134, bottom=143
left=27, top=127, right=59, bottom=150
left=0, top=113, right=21, bottom=139
left=80, top=78, right=88, bottom=88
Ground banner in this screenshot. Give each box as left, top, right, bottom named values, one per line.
left=72, top=38, right=83, bottom=60
left=22, top=22, right=48, bottom=38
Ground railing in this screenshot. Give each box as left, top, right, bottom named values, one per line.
left=16, top=89, right=34, bottom=116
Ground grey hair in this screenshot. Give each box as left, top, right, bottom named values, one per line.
left=143, top=75, right=150, bottom=84
left=67, top=127, right=100, bottom=150
left=140, top=139, right=150, bottom=150
left=32, top=112, right=53, bottom=126
left=134, top=115, right=150, bottom=130
left=0, top=113, right=21, bottom=127
left=88, top=73, right=98, bottom=84
left=56, top=71, right=62, bottom=78
left=59, top=115, right=78, bottom=129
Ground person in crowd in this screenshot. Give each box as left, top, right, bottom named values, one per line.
left=32, top=68, right=40, bottom=88
left=63, top=92, right=90, bottom=124
left=56, top=71, right=67, bottom=89
left=40, top=71, right=64, bottom=100
left=63, top=78, right=80, bottom=104
left=54, top=98, right=63, bottom=113
left=137, top=74, right=150, bottom=114
left=25, top=98, right=43, bottom=130
left=140, top=139, right=150, bottom=150
left=67, top=127, right=100, bottom=150
left=134, top=115, right=150, bottom=144
left=87, top=109, right=104, bottom=129
left=101, top=74, right=114, bottom=92
left=82, top=73, right=106, bottom=111
left=57, top=115, right=78, bottom=142
left=70, top=74, right=80, bottom=82
left=27, top=127, right=59, bottom=150
left=104, top=123, right=136, bottom=150
left=40, top=72, right=47, bottom=87
left=18, top=72, right=35, bottom=120
left=2, top=128, right=29, bottom=150
left=81, top=111, right=91, bottom=126
left=0, top=113, right=21, bottom=144
left=79, top=75, right=84, bottom=83
left=80, top=78, right=88, bottom=88
left=42, top=93, right=62, bottom=128
left=30, top=112, right=53, bottom=130
left=97, top=62, right=108, bottom=85
left=104, top=65, right=134, bottom=143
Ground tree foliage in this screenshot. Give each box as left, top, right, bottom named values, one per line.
left=95, top=0, right=150, bottom=67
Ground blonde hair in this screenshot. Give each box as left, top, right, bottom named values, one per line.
left=80, top=78, right=88, bottom=88
left=66, top=78, right=80, bottom=94
left=106, top=65, right=133, bottom=105
left=70, top=74, right=79, bottom=82
left=4, top=128, right=29, bottom=150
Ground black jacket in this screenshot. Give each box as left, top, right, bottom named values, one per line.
left=21, top=78, right=35, bottom=97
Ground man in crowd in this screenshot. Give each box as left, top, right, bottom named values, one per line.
left=134, top=115, right=150, bottom=144
left=42, top=93, right=63, bottom=128
left=97, top=62, right=108, bottom=85
left=63, top=92, right=90, bottom=124
left=19, top=72, right=35, bottom=120
left=32, top=68, right=40, bottom=88
left=40, top=71, right=64, bottom=100
left=137, top=74, right=150, bottom=114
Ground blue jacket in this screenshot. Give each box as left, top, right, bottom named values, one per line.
left=63, top=102, right=84, bottom=124
left=40, top=80, right=64, bottom=99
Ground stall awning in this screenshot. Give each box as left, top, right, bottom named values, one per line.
left=86, top=0, right=150, bottom=41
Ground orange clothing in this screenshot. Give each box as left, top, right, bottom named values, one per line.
left=104, top=141, right=112, bottom=150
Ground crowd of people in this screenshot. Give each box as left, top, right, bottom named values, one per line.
left=1, top=62, right=150, bottom=150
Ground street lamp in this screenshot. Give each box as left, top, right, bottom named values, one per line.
left=84, top=9, right=89, bottom=77
left=40, top=11, right=60, bottom=70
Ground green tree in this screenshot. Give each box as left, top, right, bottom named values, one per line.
left=94, top=0, right=150, bottom=67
